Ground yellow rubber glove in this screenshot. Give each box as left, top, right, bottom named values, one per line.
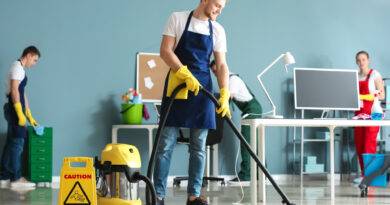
left=166, top=66, right=200, bottom=99
left=216, top=88, right=231, bottom=118
left=13, top=102, right=26, bottom=126
left=25, top=108, right=38, bottom=126
left=175, top=66, right=200, bottom=95
left=166, top=71, right=188, bottom=99
left=359, top=94, right=374, bottom=101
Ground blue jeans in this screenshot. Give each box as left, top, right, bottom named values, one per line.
left=0, top=103, right=27, bottom=181
left=153, top=127, right=208, bottom=198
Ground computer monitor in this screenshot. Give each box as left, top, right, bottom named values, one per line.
left=294, top=68, right=360, bottom=110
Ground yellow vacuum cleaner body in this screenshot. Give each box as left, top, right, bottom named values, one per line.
left=101, top=143, right=141, bottom=168
left=95, top=144, right=142, bottom=205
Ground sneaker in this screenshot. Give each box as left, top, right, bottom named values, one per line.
left=10, top=177, right=36, bottom=189
left=187, top=196, right=208, bottom=205
left=0, top=179, right=10, bottom=188
left=353, top=177, right=363, bottom=184
left=156, top=197, right=164, bottom=205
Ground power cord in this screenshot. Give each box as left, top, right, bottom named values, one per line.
left=232, top=138, right=245, bottom=205
left=242, top=110, right=273, bottom=119
left=231, top=111, right=272, bottom=204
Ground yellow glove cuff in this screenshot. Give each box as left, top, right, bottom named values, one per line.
left=216, top=88, right=231, bottom=118
left=13, top=102, right=23, bottom=113
left=26, top=108, right=33, bottom=118
left=25, top=108, right=38, bottom=126
left=13, top=102, right=27, bottom=126
left=220, top=88, right=230, bottom=100
left=166, top=69, right=188, bottom=99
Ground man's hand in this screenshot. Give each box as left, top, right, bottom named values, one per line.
left=175, top=66, right=200, bottom=96
left=25, top=108, right=38, bottom=126
left=216, top=88, right=231, bottom=118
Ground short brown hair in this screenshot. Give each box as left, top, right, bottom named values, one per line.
left=356, top=50, right=369, bottom=60
left=21, top=46, right=41, bottom=58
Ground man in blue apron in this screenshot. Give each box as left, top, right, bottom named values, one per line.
left=211, top=60, right=263, bottom=183
left=155, top=1, right=230, bottom=204
left=0, top=46, right=40, bottom=189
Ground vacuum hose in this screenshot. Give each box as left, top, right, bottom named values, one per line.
left=146, top=83, right=295, bottom=205
left=125, top=169, right=157, bottom=205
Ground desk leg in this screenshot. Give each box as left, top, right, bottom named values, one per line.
left=112, top=127, right=118, bottom=143
left=250, top=123, right=257, bottom=205
left=206, top=146, right=210, bottom=189
left=212, top=145, right=219, bottom=176
left=329, top=126, right=335, bottom=200
left=258, top=125, right=266, bottom=203
left=148, top=128, right=153, bottom=158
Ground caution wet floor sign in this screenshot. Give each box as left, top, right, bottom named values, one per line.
left=58, top=157, right=97, bottom=205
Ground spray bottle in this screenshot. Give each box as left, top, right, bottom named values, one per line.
left=371, top=91, right=383, bottom=120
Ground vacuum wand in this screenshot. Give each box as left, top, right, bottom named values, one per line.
left=147, top=83, right=295, bottom=205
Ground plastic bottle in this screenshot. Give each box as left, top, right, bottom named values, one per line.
left=371, top=96, right=383, bottom=120
left=133, top=93, right=143, bottom=104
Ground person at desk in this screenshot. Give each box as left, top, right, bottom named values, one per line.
left=210, top=60, right=263, bottom=182
left=354, top=50, right=385, bottom=182
left=155, top=0, right=230, bottom=204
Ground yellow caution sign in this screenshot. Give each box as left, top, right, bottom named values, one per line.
left=58, top=157, right=97, bottom=205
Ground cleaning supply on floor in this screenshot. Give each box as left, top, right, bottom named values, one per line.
left=57, top=157, right=97, bottom=205
left=362, top=153, right=387, bottom=187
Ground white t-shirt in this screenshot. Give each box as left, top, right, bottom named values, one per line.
left=6, top=61, right=25, bottom=94
left=359, top=69, right=382, bottom=113
left=358, top=69, right=382, bottom=94
left=229, top=75, right=253, bottom=102
left=162, top=11, right=227, bottom=52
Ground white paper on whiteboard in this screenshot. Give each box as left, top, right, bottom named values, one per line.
left=144, top=76, right=154, bottom=89
left=147, top=60, right=156, bottom=69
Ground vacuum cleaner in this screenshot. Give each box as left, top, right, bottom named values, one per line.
left=95, top=143, right=157, bottom=205
left=146, top=84, right=295, bottom=205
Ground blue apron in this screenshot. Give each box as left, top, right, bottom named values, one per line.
left=161, top=11, right=216, bottom=129
left=5, top=62, right=28, bottom=138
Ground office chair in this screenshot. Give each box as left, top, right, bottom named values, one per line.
left=173, top=116, right=225, bottom=187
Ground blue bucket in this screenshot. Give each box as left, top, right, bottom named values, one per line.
left=362, top=153, right=388, bottom=187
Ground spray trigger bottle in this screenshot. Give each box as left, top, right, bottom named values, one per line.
left=371, top=91, right=383, bottom=120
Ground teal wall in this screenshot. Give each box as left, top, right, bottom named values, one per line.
left=1, top=0, right=390, bottom=176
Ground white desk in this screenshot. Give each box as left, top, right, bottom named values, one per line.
left=241, top=118, right=390, bottom=205
left=112, top=124, right=159, bottom=157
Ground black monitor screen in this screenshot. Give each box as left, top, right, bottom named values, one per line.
left=294, top=68, right=360, bottom=110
